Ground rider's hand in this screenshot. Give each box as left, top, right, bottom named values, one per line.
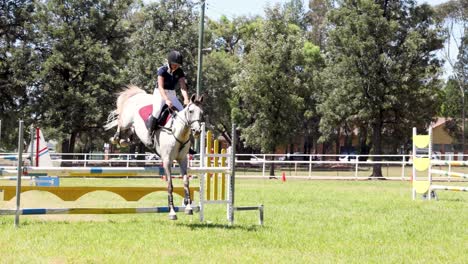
left=165, top=99, right=173, bottom=108
left=183, top=99, right=190, bottom=106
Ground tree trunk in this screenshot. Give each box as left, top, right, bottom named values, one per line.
left=61, top=140, right=69, bottom=157
left=269, top=147, right=276, bottom=178
left=68, top=131, right=77, bottom=154
left=359, top=126, right=369, bottom=159
left=370, top=119, right=383, bottom=178
left=269, top=158, right=275, bottom=177
left=335, top=126, right=341, bottom=159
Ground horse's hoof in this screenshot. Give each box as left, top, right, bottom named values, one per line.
left=119, top=139, right=129, bottom=147
left=185, top=208, right=193, bottom=215
left=110, top=137, right=118, bottom=145
left=168, top=214, right=177, bottom=220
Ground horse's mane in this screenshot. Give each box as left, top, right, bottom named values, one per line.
left=116, top=85, right=146, bottom=115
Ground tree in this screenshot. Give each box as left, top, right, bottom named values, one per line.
left=232, top=4, right=315, bottom=175
left=201, top=51, right=238, bottom=141
left=435, top=0, right=467, bottom=150
left=438, top=79, right=463, bottom=143
left=455, top=31, right=467, bottom=91
left=306, top=0, right=334, bottom=48
left=301, top=41, right=324, bottom=154
left=203, top=15, right=260, bottom=141
left=283, top=0, right=308, bottom=29
left=435, top=0, right=466, bottom=80
left=0, top=0, right=37, bottom=150
left=126, top=0, right=200, bottom=90
left=319, top=0, right=445, bottom=177
left=32, top=0, right=134, bottom=153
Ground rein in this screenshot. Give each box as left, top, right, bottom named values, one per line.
left=162, top=104, right=201, bottom=149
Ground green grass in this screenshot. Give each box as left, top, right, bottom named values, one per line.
left=1, top=179, right=467, bottom=263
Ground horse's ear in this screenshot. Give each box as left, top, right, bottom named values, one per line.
left=190, top=94, right=197, bottom=103
left=197, top=95, right=204, bottom=104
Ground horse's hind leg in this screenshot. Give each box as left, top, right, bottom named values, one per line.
left=110, top=126, right=121, bottom=145
left=179, top=158, right=192, bottom=215
left=164, top=160, right=177, bottom=220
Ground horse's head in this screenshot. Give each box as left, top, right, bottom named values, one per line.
left=185, top=94, right=204, bottom=138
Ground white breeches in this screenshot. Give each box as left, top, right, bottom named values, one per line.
left=152, top=89, right=184, bottom=117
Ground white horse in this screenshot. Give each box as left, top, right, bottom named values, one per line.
left=105, top=85, right=203, bottom=220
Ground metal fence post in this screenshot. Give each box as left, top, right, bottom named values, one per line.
left=14, top=120, right=24, bottom=228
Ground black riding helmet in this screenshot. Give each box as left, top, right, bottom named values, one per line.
left=168, top=50, right=183, bottom=65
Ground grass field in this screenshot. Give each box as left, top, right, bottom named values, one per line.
left=1, top=178, right=467, bottom=263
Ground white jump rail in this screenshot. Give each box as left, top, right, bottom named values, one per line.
left=1, top=121, right=264, bottom=227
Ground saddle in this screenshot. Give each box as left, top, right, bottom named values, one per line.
left=145, top=105, right=173, bottom=133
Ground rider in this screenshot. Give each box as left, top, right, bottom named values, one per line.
left=147, top=50, right=190, bottom=132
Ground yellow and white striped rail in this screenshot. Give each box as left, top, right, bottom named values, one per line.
left=431, top=185, right=468, bottom=192
left=0, top=186, right=200, bottom=202
left=432, top=160, right=468, bottom=166
left=431, top=169, right=468, bottom=179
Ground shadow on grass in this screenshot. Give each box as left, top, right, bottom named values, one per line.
left=3, top=217, right=267, bottom=232
left=441, top=198, right=467, bottom=202
left=177, top=222, right=266, bottom=232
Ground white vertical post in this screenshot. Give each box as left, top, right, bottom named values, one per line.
left=412, top=127, right=416, bottom=200
left=401, top=155, right=406, bottom=180
left=199, top=123, right=206, bottom=222
left=428, top=127, right=433, bottom=200
left=29, top=126, right=35, bottom=167
left=262, top=154, right=266, bottom=177
left=354, top=156, right=359, bottom=179
left=308, top=155, right=312, bottom=179
left=14, top=120, right=25, bottom=228
left=227, top=123, right=236, bottom=224
left=448, top=163, right=452, bottom=182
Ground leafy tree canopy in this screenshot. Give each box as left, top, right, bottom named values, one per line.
left=320, top=0, right=445, bottom=175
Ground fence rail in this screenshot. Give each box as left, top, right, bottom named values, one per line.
left=2, top=152, right=468, bottom=180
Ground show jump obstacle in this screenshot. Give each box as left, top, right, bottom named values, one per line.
left=0, top=121, right=263, bottom=227
left=412, top=127, right=468, bottom=200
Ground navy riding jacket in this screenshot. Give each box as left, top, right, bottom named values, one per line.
left=157, top=65, right=185, bottom=90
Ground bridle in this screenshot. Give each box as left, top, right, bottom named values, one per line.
left=174, top=103, right=202, bottom=128
left=164, top=103, right=202, bottom=148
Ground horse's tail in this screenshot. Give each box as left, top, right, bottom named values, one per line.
left=105, top=85, right=147, bottom=131
left=104, top=110, right=119, bottom=130
left=116, top=85, right=147, bottom=115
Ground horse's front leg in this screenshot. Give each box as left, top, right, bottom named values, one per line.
left=178, top=158, right=192, bottom=215
left=164, top=160, right=177, bottom=220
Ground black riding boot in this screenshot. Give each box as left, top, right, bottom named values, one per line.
left=146, top=115, right=157, bottom=134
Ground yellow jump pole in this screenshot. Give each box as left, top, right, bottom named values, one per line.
left=221, top=148, right=226, bottom=200
left=206, top=130, right=212, bottom=200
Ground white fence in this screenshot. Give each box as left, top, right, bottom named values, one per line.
left=2, top=152, right=468, bottom=181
